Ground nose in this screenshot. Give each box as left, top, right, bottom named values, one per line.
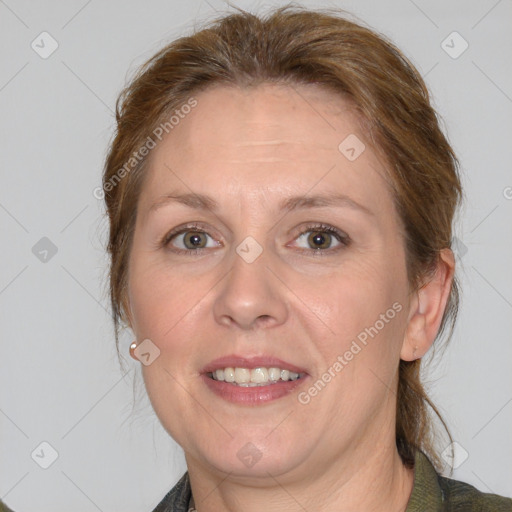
left=212, top=246, right=288, bottom=330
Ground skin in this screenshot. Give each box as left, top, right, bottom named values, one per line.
left=126, top=83, right=455, bottom=511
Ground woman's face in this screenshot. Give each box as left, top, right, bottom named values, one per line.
left=127, top=83, right=414, bottom=480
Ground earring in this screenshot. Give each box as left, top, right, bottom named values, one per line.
left=129, top=341, right=138, bottom=360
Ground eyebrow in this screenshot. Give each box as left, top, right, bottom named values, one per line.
left=148, top=193, right=217, bottom=213
left=147, top=191, right=374, bottom=217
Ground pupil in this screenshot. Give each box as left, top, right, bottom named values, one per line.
left=186, top=232, right=205, bottom=248
left=308, top=231, right=330, bottom=249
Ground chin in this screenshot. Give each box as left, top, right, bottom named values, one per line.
left=194, top=435, right=308, bottom=481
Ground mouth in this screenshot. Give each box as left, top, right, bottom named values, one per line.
left=201, top=355, right=309, bottom=405
left=207, top=366, right=306, bottom=386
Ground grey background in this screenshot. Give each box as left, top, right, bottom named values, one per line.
left=1, top=0, right=511, bottom=510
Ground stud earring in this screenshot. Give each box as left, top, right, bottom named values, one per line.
left=129, top=341, right=138, bottom=360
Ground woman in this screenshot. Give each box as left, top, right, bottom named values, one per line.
left=102, top=6, right=512, bottom=511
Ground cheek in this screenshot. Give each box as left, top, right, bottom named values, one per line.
left=128, top=254, right=201, bottom=339
left=327, top=259, right=401, bottom=323
left=307, top=272, right=406, bottom=420
left=306, top=257, right=408, bottom=372
left=130, top=265, right=207, bottom=438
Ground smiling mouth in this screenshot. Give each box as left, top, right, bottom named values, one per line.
left=207, top=366, right=306, bottom=387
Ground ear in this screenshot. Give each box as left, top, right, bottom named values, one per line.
left=401, top=248, right=455, bottom=361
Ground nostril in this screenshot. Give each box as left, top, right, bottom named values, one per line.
left=256, top=314, right=273, bottom=325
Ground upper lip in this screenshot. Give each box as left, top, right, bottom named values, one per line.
left=201, top=355, right=308, bottom=375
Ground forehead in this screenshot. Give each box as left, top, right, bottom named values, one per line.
left=139, top=83, right=392, bottom=216
left=159, top=83, right=361, bottom=161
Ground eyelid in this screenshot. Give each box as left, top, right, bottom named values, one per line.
left=161, top=222, right=222, bottom=250
left=287, top=223, right=351, bottom=252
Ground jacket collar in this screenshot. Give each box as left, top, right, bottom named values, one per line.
left=406, top=450, right=444, bottom=511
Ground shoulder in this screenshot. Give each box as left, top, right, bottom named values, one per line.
left=407, top=451, right=512, bottom=511
left=437, top=474, right=512, bottom=511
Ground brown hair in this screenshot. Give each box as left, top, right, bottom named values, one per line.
left=102, top=5, right=462, bottom=471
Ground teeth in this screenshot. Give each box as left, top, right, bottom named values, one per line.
left=210, top=366, right=303, bottom=386
left=268, top=367, right=281, bottom=381
left=251, top=367, right=268, bottom=383
left=224, top=367, right=235, bottom=383
left=234, top=368, right=250, bottom=383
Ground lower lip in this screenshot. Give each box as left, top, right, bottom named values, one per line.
left=201, top=374, right=307, bottom=405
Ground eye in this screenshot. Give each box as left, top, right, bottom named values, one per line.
left=163, top=225, right=221, bottom=252
left=175, top=231, right=211, bottom=250
left=291, top=224, right=349, bottom=252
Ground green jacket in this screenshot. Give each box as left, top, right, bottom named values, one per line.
left=151, top=450, right=512, bottom=511
left=407, top=450, right=512, bottom=511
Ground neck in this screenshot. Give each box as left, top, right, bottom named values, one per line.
left=185, top=443, right=414, bottom=512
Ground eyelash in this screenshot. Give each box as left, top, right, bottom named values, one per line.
left=160, top=222, right=212, bottom=255
left=290, top=223, right=351, bottom=255
left=160, top=222, right=351, bottom=255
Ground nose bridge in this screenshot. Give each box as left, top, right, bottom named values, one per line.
left=213, top=239, right=287, bottom=329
